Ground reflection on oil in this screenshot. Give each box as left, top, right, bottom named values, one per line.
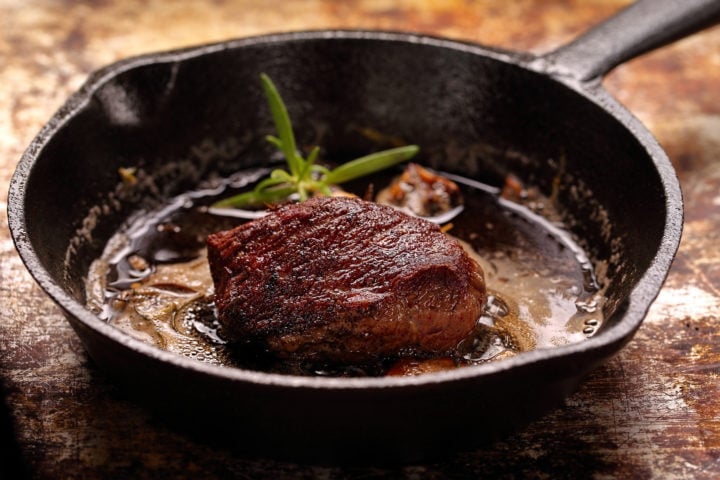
left=86, top=168, right=605, bottom=376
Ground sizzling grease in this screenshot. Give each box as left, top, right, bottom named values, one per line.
left=86, top=168, right=605, bottom=376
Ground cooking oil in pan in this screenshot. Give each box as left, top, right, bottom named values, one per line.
left=86, top=168, right=606, bottom=376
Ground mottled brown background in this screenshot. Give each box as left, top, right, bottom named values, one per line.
left=1, top=1, right=719, bottom=478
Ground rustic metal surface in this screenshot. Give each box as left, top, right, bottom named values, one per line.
left=1, top=0, right=719, bottom=478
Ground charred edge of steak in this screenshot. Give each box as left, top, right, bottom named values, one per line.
left=207, top=196, right=486, bottom=364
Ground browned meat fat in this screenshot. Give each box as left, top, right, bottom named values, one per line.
left=206, top=196, right=486, bottom=364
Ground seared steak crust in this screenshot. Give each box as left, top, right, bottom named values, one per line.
left=207, top=196, right=486, bottom=363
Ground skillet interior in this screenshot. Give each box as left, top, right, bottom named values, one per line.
left=10, top=32, right=680, bottom=462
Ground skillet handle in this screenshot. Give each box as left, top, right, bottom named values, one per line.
left=543, top=0, right=720, bottom=82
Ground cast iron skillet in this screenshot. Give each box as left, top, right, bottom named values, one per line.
left=8, top=0, right=720, bottom=463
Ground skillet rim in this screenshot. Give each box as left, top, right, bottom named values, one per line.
left=7, top=29, right=683, bottom=391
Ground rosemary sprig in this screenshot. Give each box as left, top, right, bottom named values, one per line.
left=212, top=73, right=419, bottom=209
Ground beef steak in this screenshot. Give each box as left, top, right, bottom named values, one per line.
left=206, top=196, right=486, bottom=364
